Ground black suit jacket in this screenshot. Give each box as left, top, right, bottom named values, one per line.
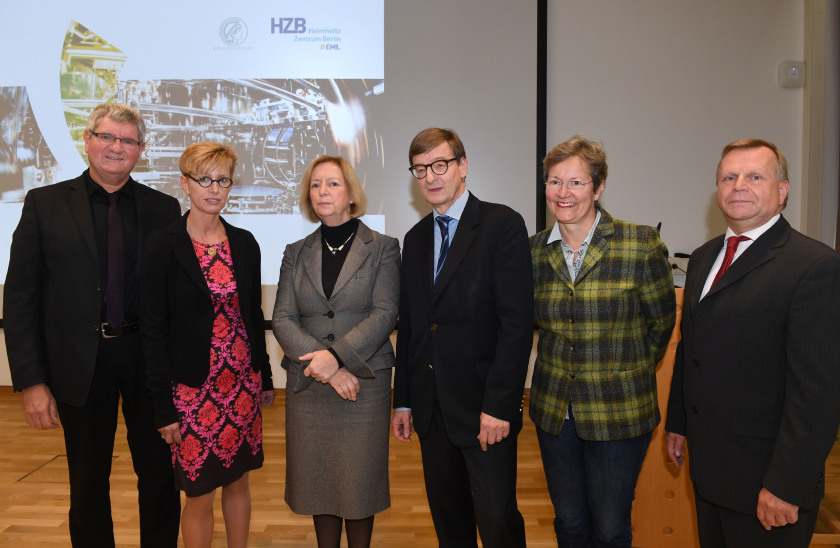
left=140, top=213, right=273, bottom=428
left=665, top=216, right=840, bottom=514
left=3, top=172, right=181, bottom=406
left=394, top=193, right=534, bottom=448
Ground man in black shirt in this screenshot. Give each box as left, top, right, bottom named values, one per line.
left=4, top=103, right=181, bottom=547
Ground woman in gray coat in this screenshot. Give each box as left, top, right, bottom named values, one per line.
left=272, top=156, right=399, bottom=548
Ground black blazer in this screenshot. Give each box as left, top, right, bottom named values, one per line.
left=394, top=193, right=534, bottom=448
left=665, top=216, right=840, bottom=514
left=140, top=213, right=273, bottom=428
left=4, top=173, right=180, bottom=406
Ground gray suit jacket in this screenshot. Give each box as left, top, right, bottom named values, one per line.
left=272, top=221, right=400, bottom=392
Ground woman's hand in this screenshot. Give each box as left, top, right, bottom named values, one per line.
left=300, top=350, right=340, bottom=383
left=328, top=368, right=360, bottom=401
left=158, top=422, right=182, bottom=445
left=261, top=389, right=276, bottom=407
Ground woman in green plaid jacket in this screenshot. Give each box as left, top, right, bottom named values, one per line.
left=530, top=135, right=676, bottom=548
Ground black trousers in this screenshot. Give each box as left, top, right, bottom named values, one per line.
left=56, top=332, right=180, bottom=548
left=694, top=488, right=818, bottom=548
left=418, top=400, right=526, bottom=548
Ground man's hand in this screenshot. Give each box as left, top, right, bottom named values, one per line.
left=328, top=368, right=360, bottom=401
left=756, top=488, right=799, bottom=530
left=665, top=431, right=686, bottom=467
left=392, top=410, right=413, bottom=442
left=158, top=422, right=182, bottom=445
left=477, top=412, right=510, bottom=451
left=301, top=350, right=340, bottom=383
left=21, top=383, right=58, bottom=430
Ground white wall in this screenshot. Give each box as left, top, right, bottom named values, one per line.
left=546, top=0, right=806, bottom=255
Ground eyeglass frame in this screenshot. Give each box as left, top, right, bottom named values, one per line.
left=88, top=130, right=143, bottom=149
left=408, top=157, right=461, bottom=179
left=544, top=178, right=594, bottom=191
left=184, top=173, right=234, bottom=188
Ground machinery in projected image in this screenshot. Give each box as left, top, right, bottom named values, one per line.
left=0, top=20, right=382, bottom=214
left=0, top=87, right=59, bottom=202
left=119, top=77, right=334, bottom=214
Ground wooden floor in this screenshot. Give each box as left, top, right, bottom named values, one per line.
left=0, top=386, right=837, bottom=547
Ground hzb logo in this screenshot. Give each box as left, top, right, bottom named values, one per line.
left=271, top=18, right=306, bottom=33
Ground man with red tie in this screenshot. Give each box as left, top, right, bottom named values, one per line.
left=665, top=138, right=840, bottom=547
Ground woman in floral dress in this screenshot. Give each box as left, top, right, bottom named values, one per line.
left=141, top=142, right=275, bottom=548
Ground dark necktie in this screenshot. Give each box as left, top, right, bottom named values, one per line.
left=711, top=235, right=750, bottom=287
left=435, top=215, right=453, bottom=287
left=105, top=192, right=125, bottom=327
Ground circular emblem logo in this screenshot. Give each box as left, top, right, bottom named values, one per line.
left=219, top=17, right=248, bottom=46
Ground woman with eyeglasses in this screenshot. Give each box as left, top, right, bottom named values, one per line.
left=529, top=135, right=676, bottom=547
left=272, top=156, right=399, bottom=548
left=140, top=142, right=275, bottom=548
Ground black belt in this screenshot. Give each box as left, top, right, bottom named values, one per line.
left=100, top=321, right=140, bottom=338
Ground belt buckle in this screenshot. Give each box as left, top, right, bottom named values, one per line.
left=100, top=322, right=119, bottom=339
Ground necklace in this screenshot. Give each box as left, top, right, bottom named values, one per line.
left=324, top=232, right=354, bottom=256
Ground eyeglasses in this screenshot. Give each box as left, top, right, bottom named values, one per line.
left=408, top=157, right=460, bottom=179
left=88, top=131, right=142, bottom=149
left=544, top=179, right=593, bottom=191
left=184, top=173, right=234, bottom=188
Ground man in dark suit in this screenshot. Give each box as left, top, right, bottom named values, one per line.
left=391, top=128, right=534, bottom=548
left=665, top=138, right=840, bottom=547
left=4, top=103, right=181, bottom=547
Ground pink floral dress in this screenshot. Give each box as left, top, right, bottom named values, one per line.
left=170, top=239, right=264, bottom=496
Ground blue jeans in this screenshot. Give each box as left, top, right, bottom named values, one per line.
left=536, top=409, right=651, bottom=548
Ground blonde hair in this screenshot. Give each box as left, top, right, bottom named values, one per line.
left=179, top=142, right=237, bottom=179
left=299, top=156, right=368, bottom=223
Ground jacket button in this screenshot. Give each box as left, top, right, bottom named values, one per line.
left=428, top=364, right=434, bottom=370
left=689, top=406, right=698, bottom=415
left=430, top=323, right=438, bottom=331
left=327, top=334, right=335, bottom=341
left=327, top=311, right=335, bottom=319
left=692, top=359, right=699, bottom=367
left=570, top=373, right=576, bottom=379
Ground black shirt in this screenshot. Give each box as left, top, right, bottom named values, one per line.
left=84, top=170, right=139, bottom=324
left=320, top=217, right=359, bottom=299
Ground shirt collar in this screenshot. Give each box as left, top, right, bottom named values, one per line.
left=724, top=214, right=780, bottom=242
left=433, top=189, right=470, bottom=221
left=547, top=209, right=602, bottom=245
left=84, top=169, right=135, bottom=199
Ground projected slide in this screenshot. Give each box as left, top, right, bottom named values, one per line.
left=0, top=1, right=384, bottom=282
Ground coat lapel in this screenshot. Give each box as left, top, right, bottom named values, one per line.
left=415, top=214, right=436, bottom=302
left=575, top=211, right=613, bottom=283
left=301, top=229, right=326, bottom=300
left=223, top=217, right=250, bottom=305
left=688, top=236, right=722, bottom=310
left=432, top=193, right=478, bottom=301
left=169, top=212, right=211, bottom=298
left=67, top=176, right=98, bottom=266
left=546, top=239, right=573, bottom=288
left=331, top=221, right=373, bottom=298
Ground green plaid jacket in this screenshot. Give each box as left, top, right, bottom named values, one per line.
left=529, top=208, right=676, bottom=440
